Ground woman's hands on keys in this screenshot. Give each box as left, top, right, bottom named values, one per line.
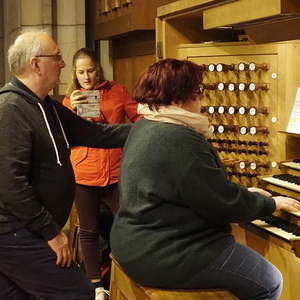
left=273, top=196, right=300, bottom=213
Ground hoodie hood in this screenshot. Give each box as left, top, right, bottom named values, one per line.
left=0, top=82, right=69, bottom=166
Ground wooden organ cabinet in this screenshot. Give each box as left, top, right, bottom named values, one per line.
left=175, top=42, right=300, bottom=300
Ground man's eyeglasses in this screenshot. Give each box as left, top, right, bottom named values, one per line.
left=35, top=54, right=63, bottom=61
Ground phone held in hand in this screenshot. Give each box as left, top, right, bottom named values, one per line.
left=77, top=90, right=100, bottom=118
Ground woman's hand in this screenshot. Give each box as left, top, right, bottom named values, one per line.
left=273, top=196, right=300, bottom=213
left=248, top=187, right=272, bottom=197
left=70, top=90, right=88, bottom=110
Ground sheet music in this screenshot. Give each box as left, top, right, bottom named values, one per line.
left=286, top=87, right=300, bottom=134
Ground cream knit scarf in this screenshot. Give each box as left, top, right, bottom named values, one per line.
left=137, top=103, right=212, bottom=139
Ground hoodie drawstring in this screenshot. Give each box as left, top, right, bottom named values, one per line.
left=37, top=103, right=66, bottom=166
left=53, top=106, right=70, bottom=150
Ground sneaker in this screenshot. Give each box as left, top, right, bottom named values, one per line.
left=95, top=287, right=110, bottom=300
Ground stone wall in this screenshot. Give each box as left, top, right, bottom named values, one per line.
left=0, top=0, right=86, bottom=96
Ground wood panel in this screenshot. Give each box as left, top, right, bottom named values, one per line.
left=203, top=0, right=300, bottom=32
left=245, top=18, right=300, bottom=44
left=113, top=55, right=155, bottom=93
left=203, top=0, right=282, bottom=29
left=156, top=1, right=243, bottom=60
left=112, top=31, right=156, bottom=59
left=246, top=230, right=300, bottom=300
left=94, top=0, right=175, bottom=39
left=157, top=0, right=238, bottom=19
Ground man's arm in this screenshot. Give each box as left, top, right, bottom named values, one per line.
left=55, top=101, right=131, bottom=148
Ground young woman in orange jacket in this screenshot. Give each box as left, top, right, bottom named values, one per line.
left=63, top=48, right=140, bottom=300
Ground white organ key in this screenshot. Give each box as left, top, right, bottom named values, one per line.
left=262, top=177, right=300, bottom=193
left=282, top=162, right=300, bottom=171
left=251, top=219, right=297, bottom=241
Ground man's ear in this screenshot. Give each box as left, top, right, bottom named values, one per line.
left=30, top=57, right=41, bottom=74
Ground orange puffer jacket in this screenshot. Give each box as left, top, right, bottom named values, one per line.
left=63, top=80, right=140, bottom=186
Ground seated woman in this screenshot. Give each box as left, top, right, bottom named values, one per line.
left=110, top=58, right=300, bottom=300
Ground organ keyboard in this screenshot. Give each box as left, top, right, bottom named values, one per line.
left=241, top=164, right=300, bottom=258
left=261, top=174, right=300, bottom=193
left=281, top=159, right=300, bottom=171
left=243, top=218, right=300, bottom=258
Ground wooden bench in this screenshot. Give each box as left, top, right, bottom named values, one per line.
left=110, top=256, right=238, bottom=300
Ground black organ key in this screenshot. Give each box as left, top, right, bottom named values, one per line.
left=273, top=174, right=300, bottom=185
left=260, top=216, right=300, bottom=236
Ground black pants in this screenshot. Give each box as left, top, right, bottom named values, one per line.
left=75, top=183, right=119, bottom=280
left=0, top=228, right=94, bottom=300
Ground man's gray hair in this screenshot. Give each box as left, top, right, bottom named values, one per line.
left=8, top=31, right=46, bottom=75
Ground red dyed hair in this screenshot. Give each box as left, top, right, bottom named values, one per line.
left=133, top=58, right=203, bottom=109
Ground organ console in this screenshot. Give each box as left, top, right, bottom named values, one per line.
left=240, top=160, right=300, bottom=261
left=179, top=45, right=300, bottom=284
left=158, top=5, right=300, bottom=295
left=261, top=173, right=300, bottom=193
left=199, top=57, right=300, bottom=284
left=281, top=159, right=300, bottom=171
left=159, top=4, right=300, bottom=294
left=241, top=217, right=300, bottom=258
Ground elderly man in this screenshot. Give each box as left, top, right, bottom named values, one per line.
left=0, top=31, right=130, bottom=299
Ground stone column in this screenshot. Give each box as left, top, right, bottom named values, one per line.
left=1, top=0, right=86, bottom=96
left=55, top=0, right=86, bottom=96
left=2, top=0, right=53, bottom=83
left=0, top=0, right=4, bottom=87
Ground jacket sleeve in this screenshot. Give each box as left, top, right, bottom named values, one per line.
left=55, top=101, right=131, bottom=148
left=179, top=145, right=276, bottom=224
left=120, top=85, right=141, bottom=123
left=62, top=96, right=74, bottom=112
left=0, top=102, right=60, bottom=240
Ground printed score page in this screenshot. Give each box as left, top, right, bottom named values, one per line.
left=286, top=87, right=300, bottom=134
